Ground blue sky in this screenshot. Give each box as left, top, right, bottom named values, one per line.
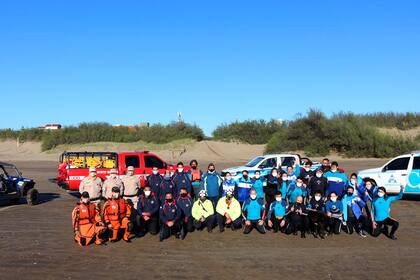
left=0, top=0, right=419, bottom=135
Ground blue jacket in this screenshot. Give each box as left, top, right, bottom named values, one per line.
left=324, top=171, right=348, bottom=198
left=267, top=200, right=287, bottom=218
left=221, top=179, right=236, bottom=197
left=279, top=181, right=289, bottom=198
left=202, top=172, right=223, bottom=198
left=172, top=171, right=191, bottom=196
left=159, top=202, right=181, bottom=223
left=342, top=194, right=366, bottom=221
left=287, top=184, right=307, bottom=204
left=176, top=196, right=193, bottom=218
left=372, top=190, right=403, bottom=222
left=252, top=178, right=266, bottom=199
left=242, top=198, right=265, bottom=221
left=146, top=174, right=163, bottom=195
left=325, top=200, right=343, bottom=217
left=158, top=177, right=176, bottom=204
left=236, top=176, right=253, bottom=202
left=137, top=194, right=159, bottom=216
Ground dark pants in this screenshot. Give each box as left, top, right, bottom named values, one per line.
left=243, top=220, right=266, bottom=234
left=344, top=216, right=365, bottom=235
left=137, top=214, right=159, bottom=235
left=194, top=215, right=216, bottom=231
left=192, top=184, right=202, bottom=200
left=265, top=194, right=275, bottom=212
left=372, top=217, right=399, bottom=237
left=329, top=217, right=342, bottom=234
left=217, top=214, right=243, bottom=230
left=307, top=210, right=327, bottom=237
left=269, top=214, right=286, bottom=233
left=286, top=214, right=309, bottom=235
left=208, top=197, right=219, bottom=209
left=180, top=216, right=194, bottom=237
left=160, top=220, right=181, bottom=240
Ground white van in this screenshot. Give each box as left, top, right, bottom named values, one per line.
left=358, top=151, right=420, bottom=194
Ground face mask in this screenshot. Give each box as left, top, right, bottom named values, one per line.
left=90, top=172, right=96, bottom=177
left=331, top=169, right=337, bottom=173
left=296, top=201, right=302, bottom=205
left=366, top=185, right=372, bottom=190
left=226, top=193, right=233, bottom=199
left=351, top=179, right=356, bottom=185
left=82, top=198, right=89, bottom=204
left=144, top=191, right=151, bottom=197
left=250, top=194, right=257, bottom=200
left=128, top=171, right=134, bottom=176
left=191, top=166, right=197, bottom=170
left=275, top=197, right=282, bottom=202
left=378, top=192, right=385, bottom=198
left=272, top=172, right=278, bottom=177
left=315, top=195, right=321, bottom=201
left=199, top=196, right=206, bottom=201
left=178, top=168, right=184, bottom=173
left=330, top=197, right=337, bottom=202
left=166, top=198, right=173, bottom=203
left=255, top=175, right=260, bottom=179
left=152, top=170, right=158, bottom=175
left=316, top=173, right=322, bottom=178
left=296, top=183, right=303, bottom=187
left=110, top=174, right=117, bottom=178
left=282, top=177, right=287, bottom=181
left=208, top=169, right=215, bottom=173
left=180, top=193, right=187, bottom=198
left=112, top=193, right=119, bottom=199
left=164, top=175, right=171, bottom=180
left=243, top=175, right=248, bottom=179
left=226, top=177, right=231, bottom=181
left=347, top=192, right=354, bottom=196
left=305, top=167, right=310, bottom=172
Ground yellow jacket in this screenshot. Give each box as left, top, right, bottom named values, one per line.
left=216, top=196, right=241, bottom=221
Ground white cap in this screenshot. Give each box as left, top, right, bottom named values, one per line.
left=89, top=166, right=97, bottom=172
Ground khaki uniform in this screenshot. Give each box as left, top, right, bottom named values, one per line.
left=79, top=176, right=103, bottom=204
left=121, top=175, right=140, bottom=204
left=102, top=176, right=124, bottom=199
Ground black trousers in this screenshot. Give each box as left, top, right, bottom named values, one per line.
left=269, top=214, right=286, bottom=233
left=193, top=215, right=216, bottom=231
left=243, top=220, right=266, bottom=234
left=160, top=220, right=181, bottom=240
left=217, top=214, right=243, bottom=230
left=137, top=215, right=159, bottom=235
left=308, top=211, right=327, bottom=237
left=286, top=214, right=309, bottom=234
left=329, top=217, right=342, bottom=234
left=344, top=216, right=365, bottom=235
left=372, top=217, right=399, bottom=237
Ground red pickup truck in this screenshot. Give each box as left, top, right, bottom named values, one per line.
left=57, top=151, right=179, bottom=191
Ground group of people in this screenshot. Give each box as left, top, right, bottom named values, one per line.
left=72, top=158, right=404, bottom=246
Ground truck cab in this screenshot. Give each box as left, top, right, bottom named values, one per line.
left=358, top=151, right=420, bottom=194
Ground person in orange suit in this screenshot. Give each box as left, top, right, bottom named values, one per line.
left=103, top=187, right=133, bottom=243
left=72, top=191, right=106, bottom=246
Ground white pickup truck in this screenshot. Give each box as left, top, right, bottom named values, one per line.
left=221, top=154, right=321, bottom=179
left=358, top=151, right=420, bottom=194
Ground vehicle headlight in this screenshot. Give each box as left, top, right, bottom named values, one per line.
left=17, top=181, right=25, bottom=187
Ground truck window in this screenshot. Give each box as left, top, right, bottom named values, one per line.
left=125, top=156, right=140, bottom=168
left=281, top=157, right=295, bottom=167
left=259, top=158, right=277, bottom=169
left=413, top=156, right=420, bottom=170
left=144, top=155, right=165, bottom=169
left=385, top=157, right=410, bottom=171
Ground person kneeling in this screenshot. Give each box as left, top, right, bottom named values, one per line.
left=285, top=195, right=309, bottom=238
left=159, top=192, right=182, bottom=241
left=216, top=189, right=243, bottom=232
left=267, top=191, right=288, bottom=233
left=242, top=189, right=266, bottom=234
left=72, top=192, right=106, bottom=246
left=103, top=187, right=133, bottom=243
left=192, top=190, right=216, bottom=233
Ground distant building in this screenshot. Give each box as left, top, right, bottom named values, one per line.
left=44, top=124, right=62, bottom=130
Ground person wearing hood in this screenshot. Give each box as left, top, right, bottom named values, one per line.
left=236, top=170, right=253, bottom=205
left=72, top=191, right=106, bottom=246
left=137, top=185, right=160, bottom=236
left=216, top=188, right=243, bottom=232
left=371, top=185, right=404, bottom=240
left=188, top=159, right=203, bottom=200
left=172, top=162, right=191, bottom=198
left=342, top=185, right=368, bottom=238
left=146, top=166, right=163, bottom=197
left=176, top=187, right=194, bottom=240
left=192, top=190, right=215, bottom=232
left=267, top=191, right=288, bottom=233
left=285, top=195, right=309, bottom=238
left=324, top=161, right=347, bottom=198
left=221, top=172, right=237, bottom=197
left=264, top=168, right=280, bottom=209
left=202, top=163, right=223, bottom=208
left=158, top=170, right=176, bottom=204
left=242, top=189, right=266, bottom=234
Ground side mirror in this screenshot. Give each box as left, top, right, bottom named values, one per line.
left=382, top=166, right=387, bottom=172
left=163, top=163, right=167, bottom=169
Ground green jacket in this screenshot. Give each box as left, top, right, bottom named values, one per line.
left=192, top=199, right=215, bottom=220
left=216, top=196, right=241, bottom=221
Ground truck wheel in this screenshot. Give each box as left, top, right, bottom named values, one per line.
left=26, top=188, right=39, bottom=206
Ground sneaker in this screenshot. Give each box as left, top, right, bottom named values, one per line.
left=219, top=228, right=225, bottom=233
left=359, top=231, right=367, bottom=238
left=389, top=235, right=397, bottom=240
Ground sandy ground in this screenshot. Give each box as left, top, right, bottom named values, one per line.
left=0, top=159, right=420, bottom=280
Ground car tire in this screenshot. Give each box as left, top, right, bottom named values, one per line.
left=26, top=188, right=39, bottom=206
